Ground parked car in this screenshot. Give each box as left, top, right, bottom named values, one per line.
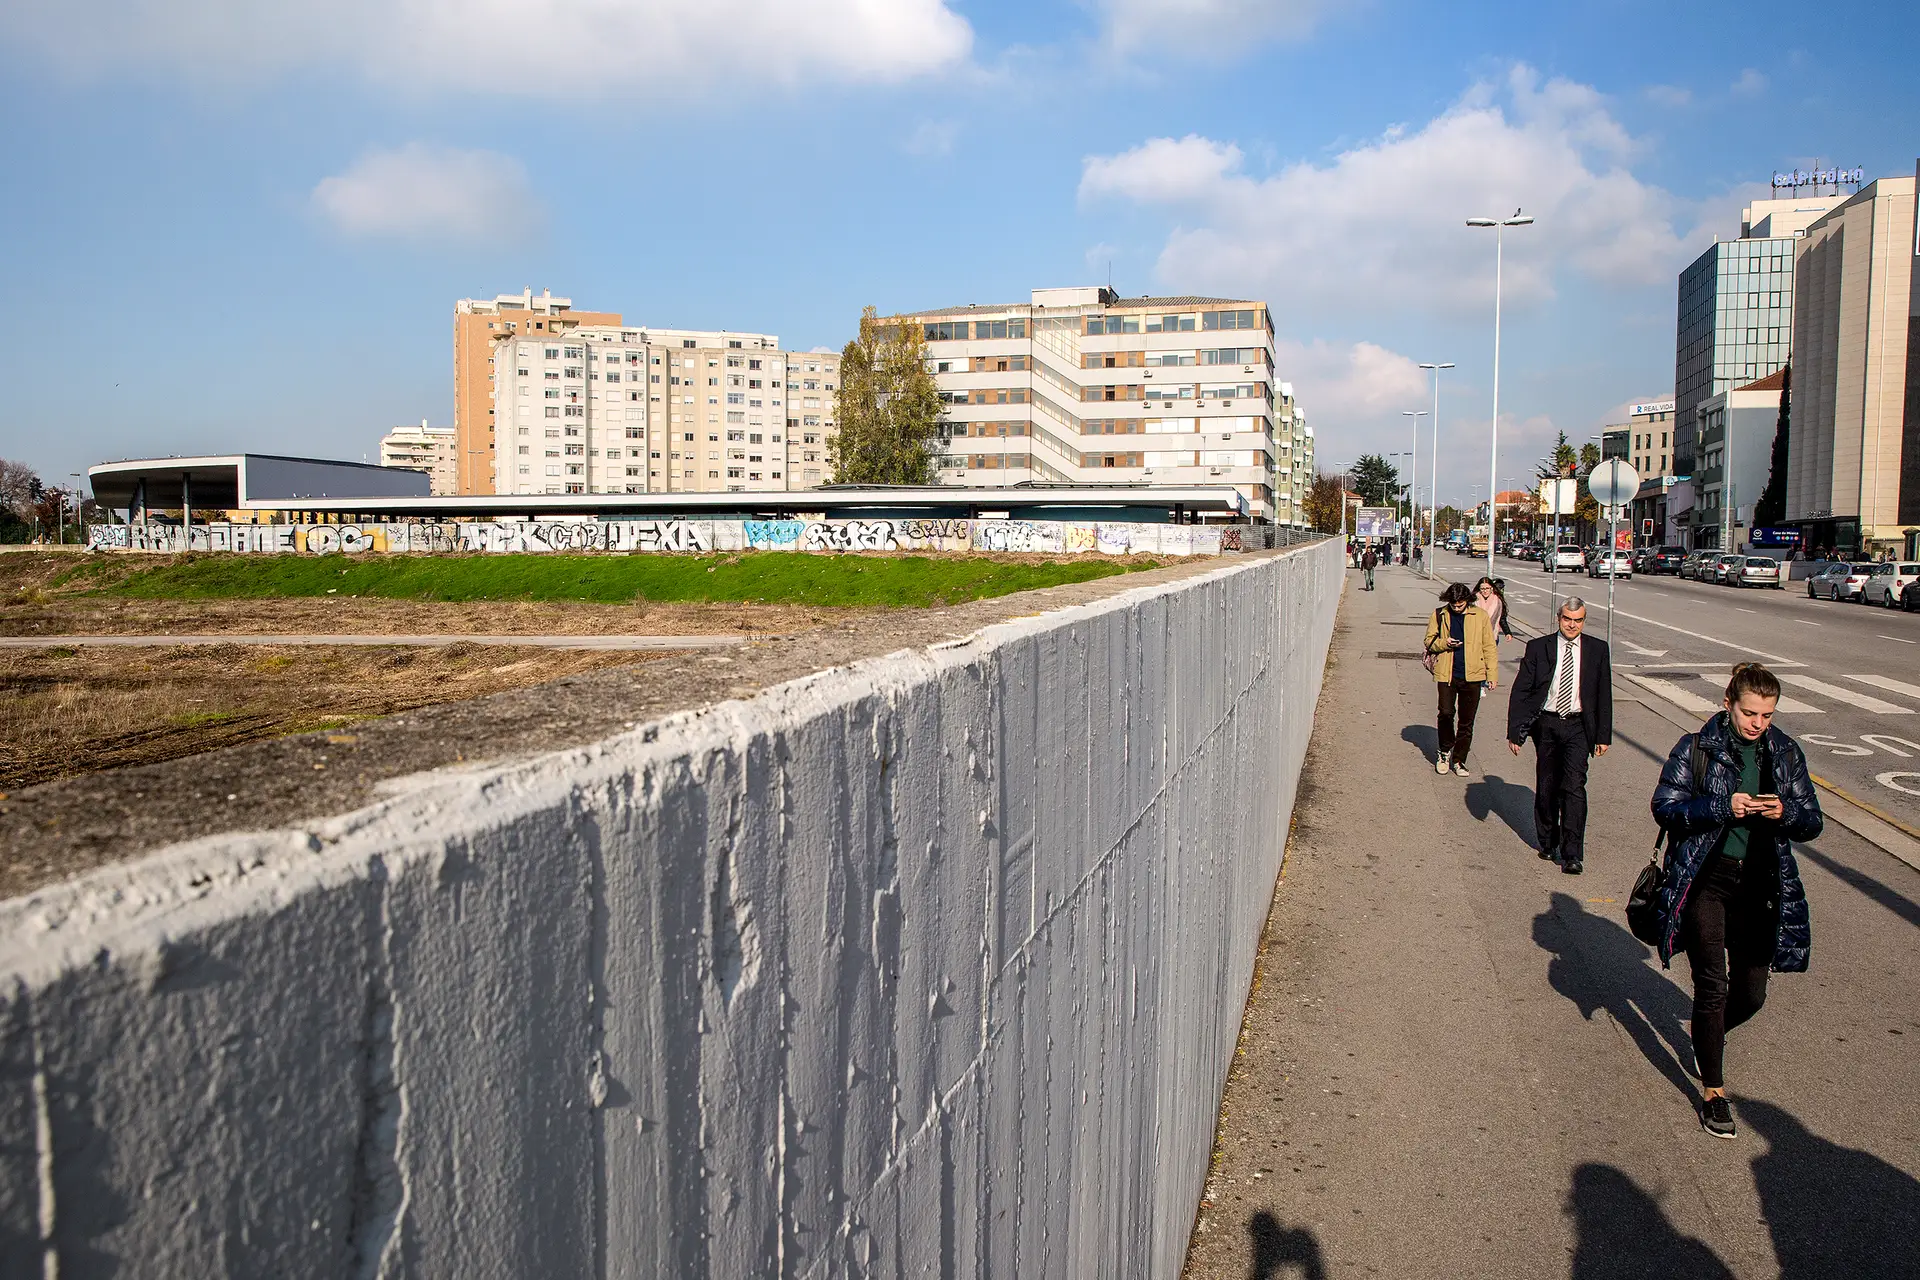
left=1901, top=577, right=1920, bottom=611
left=1649, top=547, right=1688, bottom=575
left=1680, top=551, right=1718, bottom=581
left=1863, top=562, right=1920, bottom=608
left=1733, top=556, right=1782, bottom=588
left=1587, top=548, right=1633, bottom=578
left=1807, top=561, right=1873, bottom=600
left=1709, top=553, right=1744, bottom=584
left=1547, top=544, right=1586, bottom=572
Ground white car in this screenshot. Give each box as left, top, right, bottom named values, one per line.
left=1548, top=544, right=1585, bottom=572
left=1863, top=562, right=1920, bottom=608
left=1586, top=549, right=1633, bottom=578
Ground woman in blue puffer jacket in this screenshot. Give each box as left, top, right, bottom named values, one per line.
left=1650, top=663, right=1821, bottom=1140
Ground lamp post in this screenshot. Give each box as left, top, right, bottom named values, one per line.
left=1388, top=451, right=1411, bottom=561
left=1403, top=410, right=1428, bottom=567
left=1418, top=363, right=1453, bottom=579
left=1467, top=210, right=1534, bottom=581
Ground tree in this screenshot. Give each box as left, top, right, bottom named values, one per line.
left=829, top=307, right=947, bottom=485
left=1349, top=454, right=1399, bottom=507
left=1303, top=473, right=1345, bottom=533
left=0, top=459, right=43, bottom=544
left=1754, top=362, right=1790, bottom=528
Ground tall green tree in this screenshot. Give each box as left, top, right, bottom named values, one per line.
left=830, top=307, right=947, bottom=485
left=1303, top=473, right=1345, bottom=533
left=1754, top=362, right=1790, bottom=527
left=1349, top=454, right=1399, bottom=506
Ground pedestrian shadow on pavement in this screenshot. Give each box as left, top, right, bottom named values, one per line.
left=1742, top=1099, right=1920, bottom=1278
left=1245, top=1212, right=1327, bottom=1280
left=1463, top=772, right=1538, bottom=849
left=1400, top=723, right=1438, bottom=761
left=1533, top=892, right=1698, bottom=1100
left=1566, top=1163, right=1733, bottom=1279
left=1793, top=842, right=1920, bottom=930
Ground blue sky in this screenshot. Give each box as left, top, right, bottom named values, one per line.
left=2, top=0, right=1914, bottom=506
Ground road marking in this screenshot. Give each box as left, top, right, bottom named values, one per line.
left=1796, top=619, right=1821, bottom=626
left=1776, top=674, right=1912, bottom=714
left=1618, top=639, right=1670, bottom=657
left=1598, top=606, right=1802, bottom=665
left=1622, top=674, right=1721, bottom=719
left=1879, top=634, right=1916, bottom=644
left=1846, top=674, right=1920, bottom=701
left=1879, top=772, right=1920, bottom=797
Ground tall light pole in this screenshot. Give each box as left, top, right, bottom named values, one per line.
left=1402, top=411, right=1428, bottom=566
left=1418, top=362, right=1454, bottom=579
left=1468, top=210, right=1534, bottom=581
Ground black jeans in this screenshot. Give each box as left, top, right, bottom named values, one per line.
left=1437, top=681, right=1482, bottom=764
left=1532, top=712, right=1590, bottom=860
left=1684, top=853, right=1774, bottom=1090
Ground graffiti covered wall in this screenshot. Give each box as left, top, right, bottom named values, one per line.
left=87, top=519, right=1229, bottom=558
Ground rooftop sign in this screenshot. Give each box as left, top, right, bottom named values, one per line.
left=1630, top=401, right=1675, bottom=417
left=1771, top=167, right=1864, bottom=192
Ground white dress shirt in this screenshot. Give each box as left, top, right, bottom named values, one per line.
left=1549, top=634, right=1582, bottom=714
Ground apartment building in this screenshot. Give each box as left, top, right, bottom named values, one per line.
left=1785, top=171, right=1919, bottom=558
left=490, top=324, right=839, bottom=496
left=900, top=287, right=1294, bottom=523
left=1606, top=399, right=1678, bottom=479
left=454, top=290, right=621, bottom=494
left=377, top=421, right=458, bottom=495
left=1690, top=371, right=1784, bottom=551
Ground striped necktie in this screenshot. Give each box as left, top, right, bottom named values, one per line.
left=1552, top=639, right=1576, bottom=715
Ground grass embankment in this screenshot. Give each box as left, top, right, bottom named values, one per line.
left=90, top=552, right=1155, bottom=608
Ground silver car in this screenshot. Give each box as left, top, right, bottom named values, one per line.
left=1808, top=562, right=1874, bottom=600
left=1734, top=556, right=1781, bottom=588
left=1586, top=549, right=1633, bottom=578
left=1710, top=553, right=1743, bottom=584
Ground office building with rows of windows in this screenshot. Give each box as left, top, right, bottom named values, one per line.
left=901, top=287, right=1306, bottom=524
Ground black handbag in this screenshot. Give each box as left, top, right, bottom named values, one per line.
left=1627, top=734, right=1710, bottom=947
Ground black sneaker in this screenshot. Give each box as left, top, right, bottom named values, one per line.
left=1700, top=1095, right=1736, bottom=1138
left=1561, top=858, right=1584, bottom=875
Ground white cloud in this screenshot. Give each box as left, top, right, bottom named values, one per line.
left=2, top=0, right=972, bottom=97
left=312, top=145, right=540, bottom=244
left=1644, top=84, right=1692, bottom=108
left=1729, top=68, right=1768, bottom=97
left=1093, top=0, right=1333, bottom=57
left=1079, top=65, right=1688, bottom=316
left=903, top=119, right=962, bottom=157
left=1273, top=338, right=1426, bottom=459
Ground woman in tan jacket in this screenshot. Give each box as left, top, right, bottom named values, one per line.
left=1424, top=581, right=1499, bottom=776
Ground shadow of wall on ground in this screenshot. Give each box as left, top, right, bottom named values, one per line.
left=1245, top=1212, right=1327, bottom=1280
left=1533, top=892, right=1698, bottom=1100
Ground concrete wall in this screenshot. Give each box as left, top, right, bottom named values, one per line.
left=0, top=541, right=1342, bottom=1279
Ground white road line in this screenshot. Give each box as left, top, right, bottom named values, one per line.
left=1737, top=608, right=1756, bottom=614
left=1846, top=674, right=1920, bottom=701
left=1879, top=634, right=1916, bottom=645
left=1623, top=674, right=1721, bottom=719
left=1775, top=674, right=1913, bottom=714
left=1598, top=606, right=1802, bottom=666
left=1666, top=671, right=1824, bottom=714
left=1795, top=619, right=1821, bottom=626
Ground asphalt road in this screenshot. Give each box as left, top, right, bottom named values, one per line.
left=1184, top=564, right=1920, bottom=1279
left=1433, top=552, right=1920, bottom=836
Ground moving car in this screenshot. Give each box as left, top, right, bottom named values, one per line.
left=1862, top=562, right=1920, bottom=608
left=1547, top=544, right=1585, bottom=572
left=1807, top=562, right=1873, bottom=600
left=1733, top=556, right=1782, bottom=588
left=1587, top=548, right=1633, bottom=578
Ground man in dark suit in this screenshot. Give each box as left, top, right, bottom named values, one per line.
left=1507, top=596, right=1612, bottom=873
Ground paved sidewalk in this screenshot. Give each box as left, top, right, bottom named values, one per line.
left=1184, top=561, right=1920, bottom=1278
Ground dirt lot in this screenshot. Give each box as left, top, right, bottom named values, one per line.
left=0, top=642, right=663, bottom=790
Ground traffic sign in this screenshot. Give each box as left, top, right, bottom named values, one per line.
left=1587, top=460, right=1640, bottom=507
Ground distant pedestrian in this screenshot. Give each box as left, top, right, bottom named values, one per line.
left=1474, top=576, right=1512, bottom=647
left=1423, top=582, right=1497, bottom=777
left=1650, top=663, right=1821, bottom=1139
left=1506, top=597, right=1613, bottom=873
left=1361, top=546, right=1377, bottom=591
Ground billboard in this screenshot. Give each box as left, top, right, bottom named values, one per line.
left=1355, top=507, right=1398, bottom=539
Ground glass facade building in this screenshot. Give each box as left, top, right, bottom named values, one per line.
left=1672, top=237, right=1796, bottom=474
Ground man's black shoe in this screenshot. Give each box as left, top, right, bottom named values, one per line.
left=1700, top=1095, right=1736, bottom=1138
left=1538, top=846, right=1558, bottom=861
left=1561, top=858, right=1583, bottom=875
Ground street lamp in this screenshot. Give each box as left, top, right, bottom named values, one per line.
left=1467, top=209, right=1534, bottom=581
left=1418, top=363, right=1453, bottom=578
left=1402, top=411, right=1428, bottom=566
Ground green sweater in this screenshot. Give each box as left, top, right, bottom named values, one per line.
left=1722, top=736, right=1763, bottom=862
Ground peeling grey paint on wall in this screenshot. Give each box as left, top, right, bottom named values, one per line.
left=0, top=541, right=1341, bottom=1277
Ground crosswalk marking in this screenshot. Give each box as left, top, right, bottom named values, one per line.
left=1776, top=674, right=1913, bottom=715
left=1846, top=674, right=1920, bottom=701
left=1623, top=674, right=1720, bottom=719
